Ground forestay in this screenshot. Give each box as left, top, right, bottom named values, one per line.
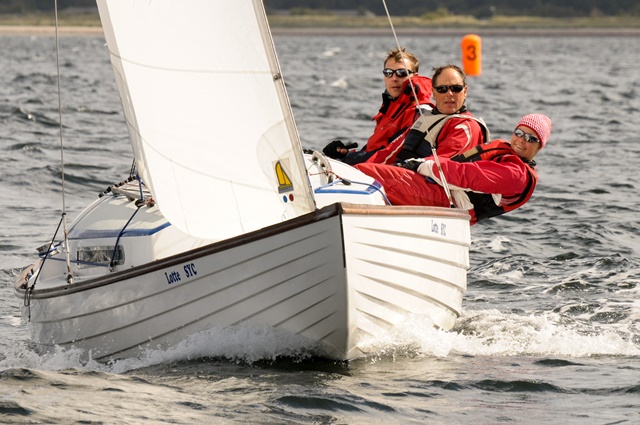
left=96, top=0, right=315, bottom=240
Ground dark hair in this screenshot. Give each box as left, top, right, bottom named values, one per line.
left=385, top=47, right=419, bottom=73
left=431, top=64, right=467, bottom=87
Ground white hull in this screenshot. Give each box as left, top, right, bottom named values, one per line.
left=16, top=160, right=470, bottom=361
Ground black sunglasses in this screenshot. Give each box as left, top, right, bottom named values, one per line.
left=513, top=128, right=540, bottom=144
left=382, top=68, right=414, bottom=78
left=434, top=84, right=465, bottom=94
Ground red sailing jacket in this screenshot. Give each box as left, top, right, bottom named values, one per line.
left=431, top=113, right=485, bottom=158
left=355, top=140, right=538, bottom=225
left=366, top=75, right=433, bottom=153
left=369, top=109, right=487, bottom=165
left=442, top=140, right=539, bottom=222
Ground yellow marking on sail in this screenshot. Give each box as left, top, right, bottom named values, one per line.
left=275, top=161, right=294, bottom=193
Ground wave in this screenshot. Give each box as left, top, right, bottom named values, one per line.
left=2, top=285, right=637, bottom=374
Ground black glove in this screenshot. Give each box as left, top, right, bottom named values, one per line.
left=323, top=140, right=348, bottom=159
left=395, top=159, right=424, bottom=172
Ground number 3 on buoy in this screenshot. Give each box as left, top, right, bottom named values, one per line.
left=461, top=34, right=481, bottom=76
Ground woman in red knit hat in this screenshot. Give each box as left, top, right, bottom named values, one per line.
left=355, top=113, right=552, bottom=224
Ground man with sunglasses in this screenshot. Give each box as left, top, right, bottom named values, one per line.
left=392, top=64, right=487, bottom=163
left=339, top=64, right=487, bottom=166
left=356, top=114, right=552, bottom=225
left=322, top=47, right=433, bottom=165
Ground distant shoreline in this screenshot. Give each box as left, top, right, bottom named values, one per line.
left=1, top=25, right=639, bottom=37
left=271, top=27, right=640, bottom=37
left=0, top=25, right=102, bottom=36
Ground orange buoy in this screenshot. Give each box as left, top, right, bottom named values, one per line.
left=461, top=34, right=482, bottom=76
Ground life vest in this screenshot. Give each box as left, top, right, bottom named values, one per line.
left=451, top=140, right=538, bottom=222
left=396, top=111, right=490, bottom=161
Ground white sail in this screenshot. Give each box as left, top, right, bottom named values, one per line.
left=96, top=0, right=316, bottom=240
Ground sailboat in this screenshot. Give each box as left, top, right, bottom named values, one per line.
left=14, top=0, right=471, bottom=361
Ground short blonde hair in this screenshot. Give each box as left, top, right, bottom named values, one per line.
left=385, top=47, right=419, bottom=73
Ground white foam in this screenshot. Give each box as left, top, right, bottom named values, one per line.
left=0, top=322, right=319, bottom=373
left=330, top=77, right=349, bottom=89
left=321, top=47, right=342, bottom=57
left=2, top=310, right=638, bottom=373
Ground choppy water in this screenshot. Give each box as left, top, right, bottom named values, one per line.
left=1, top=31, right=639, bottom=424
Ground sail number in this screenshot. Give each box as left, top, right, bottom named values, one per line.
left=431, top=220, right=447, bottom=236
left=164, top=262, right=198, bottom=284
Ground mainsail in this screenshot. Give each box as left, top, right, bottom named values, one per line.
left=96, top=0, right=316, bottom=240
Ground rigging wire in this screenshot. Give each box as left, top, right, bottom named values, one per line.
left=380, top=0, right=456, bottom=208
left=53, top=0, right=74, bottom=283
left=22, top=214, right=67, bottom=320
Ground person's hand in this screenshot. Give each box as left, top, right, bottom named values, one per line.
left=395, top=158, right=424, bottom=172
left=416, top=159, right=436, bottom=179
left=323, top=140, right=348, bottom=159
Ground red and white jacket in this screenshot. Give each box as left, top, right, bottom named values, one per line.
left=355, top=140, right=538, bottom=225
left=341, top=75, right=432, bottom=165
left=418, top=140, right=538, bottom=223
